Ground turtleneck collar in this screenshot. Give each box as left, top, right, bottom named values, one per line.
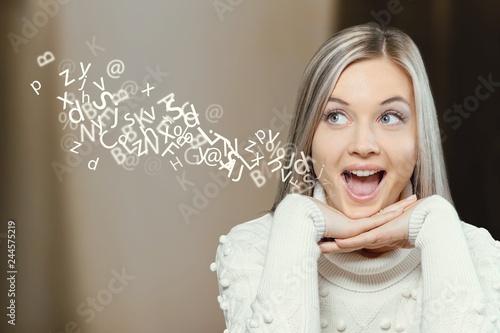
left=313, top=182, right=421, bottom=292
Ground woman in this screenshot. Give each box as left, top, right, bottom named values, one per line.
left=211, top=23, right=500, bottom=333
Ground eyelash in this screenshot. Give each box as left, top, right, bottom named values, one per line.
left=380, top=111, right=406, bottom=123
left=321, top=109, right=407, bottom=125
left=321, top=109, right=346, bottom=124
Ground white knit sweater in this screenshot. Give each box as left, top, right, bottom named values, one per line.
left=212, top=184, right=500, bottom=332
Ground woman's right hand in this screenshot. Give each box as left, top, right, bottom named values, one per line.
left=308, top=195, right=418, bottom=253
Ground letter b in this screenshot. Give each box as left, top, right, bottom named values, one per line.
left=192, top=188, right=209, bottom=210
left=370, top=9, right=391, bottom=27
left=111, top=147, right=126, bottom=165
left=37, top=51, right=55, bottom=67
left=21, top=17, right=38, bottom=38
left=121, top=126, right=137, bottom=143
left=81, top=102, right=97, bottom=120
left=250, top=170, right=266, bottom=188
left=38, top=0, right=60, bottom=17
left=209, top=170, right=229, bottom=188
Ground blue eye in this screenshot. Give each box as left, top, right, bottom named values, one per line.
left=380, top=112, right=403, bottom=125
left=327, top=112, right=348, bottom=125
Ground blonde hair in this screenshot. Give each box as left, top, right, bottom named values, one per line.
left=271, top=22, right=451, bottom=211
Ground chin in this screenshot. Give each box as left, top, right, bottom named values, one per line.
left=332, top=196, right=382, bottom=219
left=342, top=205, right=379, bottom=220
left=326, top=192, right=382, bottom=220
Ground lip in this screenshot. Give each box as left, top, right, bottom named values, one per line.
left=343, top=164, right=385, bottom=172
left=341, top=164, right=386, bottom=203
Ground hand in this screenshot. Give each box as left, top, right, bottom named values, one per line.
left=309, top=195, right=419, bottom=253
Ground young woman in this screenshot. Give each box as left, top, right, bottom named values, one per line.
left=211, top=23, right=500, bottom=333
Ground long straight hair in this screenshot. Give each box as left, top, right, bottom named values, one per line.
left=271, top=22, right=451, bottom=211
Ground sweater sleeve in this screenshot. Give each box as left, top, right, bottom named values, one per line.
left=213, top=194, right=325, bottom=332
left=410, top=195, right=500, bottom=333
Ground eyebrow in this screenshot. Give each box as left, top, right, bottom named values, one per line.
left=328, top=96, right=411, bottom=107
left=328, top=97, right=349, bottom=105
left=380, top=96, right=411, bottom=107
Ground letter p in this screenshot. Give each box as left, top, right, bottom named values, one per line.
left=31, top=80, right=42, bottom=95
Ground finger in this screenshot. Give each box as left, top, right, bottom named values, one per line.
left=339, top=217, right=409, bottom=249
left=378, top=194, right=417, bottom=214
left=347, top=209, right=404, bottom=236
left=363, top=239, right=411, bottom=250
left=319, top=241, right=364, bottom=253
left=336, top=226, right=392, bottom=249
left=318, top=241, right=341, bottom=253
left=335, top=234, right=375, bottom=249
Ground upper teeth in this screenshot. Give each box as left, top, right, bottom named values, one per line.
left=349, top=170, right=380, bottom=177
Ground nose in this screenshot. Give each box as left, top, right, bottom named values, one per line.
left=346, top=123, right=380, bottom=156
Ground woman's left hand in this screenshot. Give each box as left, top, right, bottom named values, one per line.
left=319, top=197, right=423, bottom=253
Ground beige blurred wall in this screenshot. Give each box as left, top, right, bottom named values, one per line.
left=1, top=1, right=337, bottom=332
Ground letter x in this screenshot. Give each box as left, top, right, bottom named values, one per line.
left=142, top=83, right=155, bottom=97
left=57, top=91, right=74, bottom=110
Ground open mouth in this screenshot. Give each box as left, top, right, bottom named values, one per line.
left=342, top=169, right=386, bottom=200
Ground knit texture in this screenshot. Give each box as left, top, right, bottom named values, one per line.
left=213, top=185, right=500, bottom=332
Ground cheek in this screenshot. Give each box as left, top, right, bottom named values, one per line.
left=392, top=140, right=418, bottom=180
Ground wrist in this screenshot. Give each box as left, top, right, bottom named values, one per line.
left=410, top=195, right=458, bottom=247
left=276, top=194, right=326, bottom=242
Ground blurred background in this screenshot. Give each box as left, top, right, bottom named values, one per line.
left=0, top=0, right=498, bottom=332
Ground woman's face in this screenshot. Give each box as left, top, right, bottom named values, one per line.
left=311, top=58, right=417, bottom=219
